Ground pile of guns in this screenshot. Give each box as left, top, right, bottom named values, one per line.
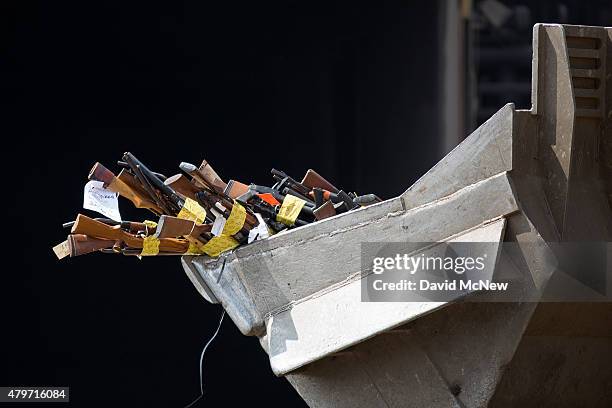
left=53, top=152, right=382, bottom=260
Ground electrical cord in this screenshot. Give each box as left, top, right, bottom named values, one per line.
left=183, top=309, right=226, bottom=408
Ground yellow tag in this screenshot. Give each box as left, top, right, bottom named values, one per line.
left=276, top=194, right=306, bottom=226
left=201, top=235, right=239, bottom=257
left=222, top=201, right=246, bottom=236
left=177, top=198, right=207, bottom=224
left=186, top=241, right=206, bottom=255
left=143, top=220, right=158, bottom=228
left=141, top=236, right=160, bottom=256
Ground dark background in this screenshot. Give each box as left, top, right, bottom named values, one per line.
left=2, top=1, right=610, bottom=407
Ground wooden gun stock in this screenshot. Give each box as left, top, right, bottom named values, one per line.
left=224, top=179, right=249, bottom=200
left=68, top=234, right=116, bottom=257
left=156, top=215, right=211, bottom=240
left=116, top=168, right=166, bottom=214
left=71, top=214, right=189, bottom=253
left=301, top=169, right=339, bottom=193
left=164, top=174, right=199, bottom=200
left=89, top=163, right=164, bottom=214
left=313, top=200, right=337, bottom=220
left=179, top=161, right=226, bottom=194
left=199, top=159, right=227, bottom=192
left=118, top=220, right=154, bottom=235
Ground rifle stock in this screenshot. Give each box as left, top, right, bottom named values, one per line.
left=164, top=174, right=199, bottom=200
left=116, top=168, right=168, bottom=214
left=179, top=161, right=227, bottom=194
left=313, top=200, right=337, bottom=220
left=89, top=163, right=163, bottom=214
left=301, top=169, right=339, bottom=193
left=225, top=179, right=249, bottom=199
left=68, top=234, right=116, bottom=257
left=71, top=214, right=189, bottom=253
left=156, top=215, right=212, bottom=240
left=198, top=160, right=227, bottom=192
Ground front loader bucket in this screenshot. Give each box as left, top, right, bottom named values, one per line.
left=182, top=24, right=612, bottom=407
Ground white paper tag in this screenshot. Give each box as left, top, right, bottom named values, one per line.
left=211, top=214, right=227, bottom=237
left=248, top=213, right=271, bottom=243
left=52, top=240, right=71, bottom=260
left=83, top=180, right=122, bottom=221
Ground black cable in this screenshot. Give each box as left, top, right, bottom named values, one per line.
left=183, top=309, right=226, bottom=408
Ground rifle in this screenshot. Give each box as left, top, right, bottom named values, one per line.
left=122, top=152, right=184, bottom=215
left=71, top=214, right=189, bottom=253
left=271, top=169, right=311, bottom=196
left=57, top=153, right=381, bottom=261
left=89, top=162, right=164, bottom=215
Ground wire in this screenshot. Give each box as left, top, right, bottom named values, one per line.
left=183, top=309, right=226, bottom=408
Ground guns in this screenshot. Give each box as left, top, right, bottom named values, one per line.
left=55, top=151, right=381, bottom=260
left=163, top=174, right=200, bottom=201
left=122, top=152, right=186, bottom=215
left=179, top=161, right=227, bottom=194
left=155, top=215, right=212, bottom=241
left=71, top=214, right=189, bottom=253
left=301, top=169, right=339, bottom=193
left=89, top=163, right=164, bottom=215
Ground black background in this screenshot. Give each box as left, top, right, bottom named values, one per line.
left=3, top=2, right=443, bottom=407
left=4, top=1, right=610, bottom=407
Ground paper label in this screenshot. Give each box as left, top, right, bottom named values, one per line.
left=211, top=215, right=226, bottom=237
left=83, top=180, right=122, bottom=222
left=177, top=198, right=207, bottom=224
left=222, top=201, right=246, bottom=236
left=248, top=213, right=272, bottom=243
left=276, top=194, right=306, bottom=226
left=52, top=240, right=71, bottom=260
left=201, top=235, right=239, bottom=257
left=141, top=236, right=160, bottom=256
